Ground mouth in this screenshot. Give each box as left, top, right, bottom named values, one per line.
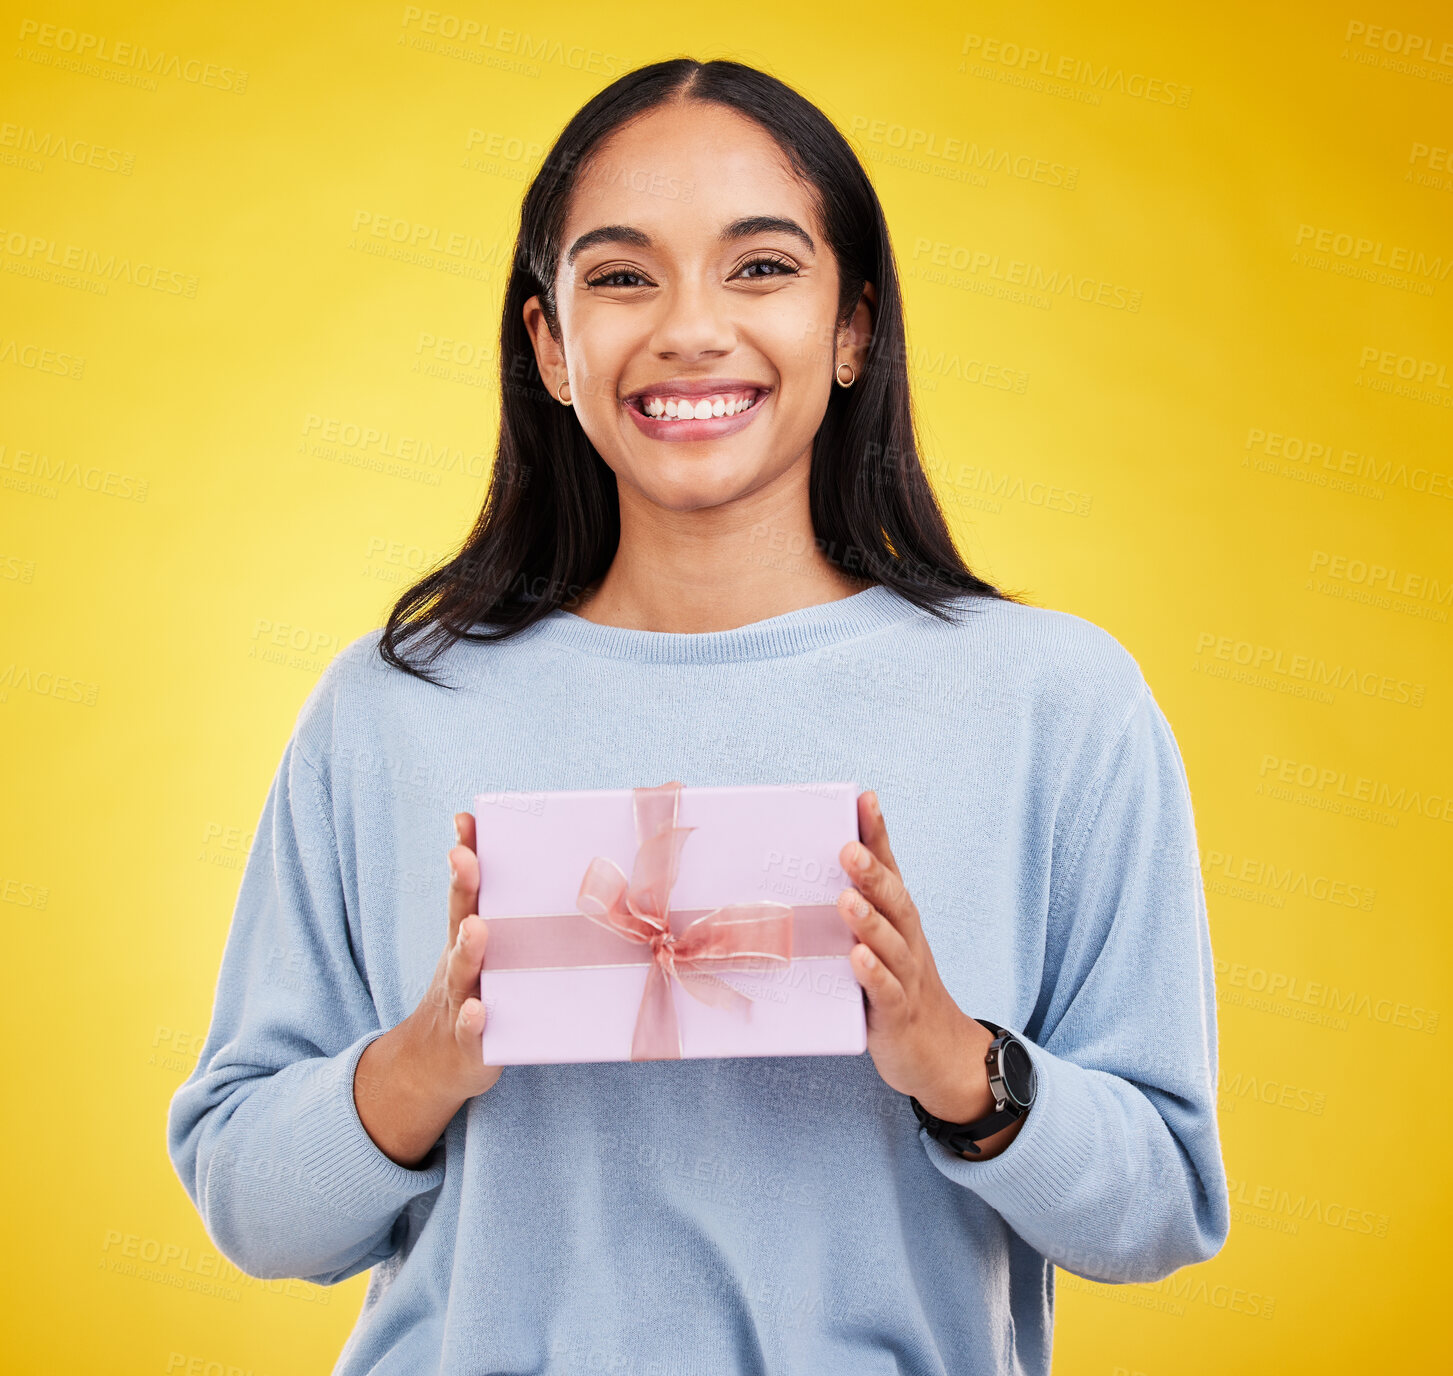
left=624, top=384, right=769, bottom=420
left=622, top=382, right=772, bottom=443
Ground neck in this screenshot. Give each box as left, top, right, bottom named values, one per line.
left=566, top=463, right=870, bottom=633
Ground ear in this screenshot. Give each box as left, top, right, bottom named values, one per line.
left=522, top=295, right=567, bottom=397
left=840, top=280, right=877, bottom=374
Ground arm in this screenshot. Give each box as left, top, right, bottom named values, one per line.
left=917, top=685, right=1231, bottom=1284
left=166, top=737, right=448, bottom=1284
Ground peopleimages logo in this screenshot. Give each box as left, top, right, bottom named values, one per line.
left=1257, top=753, right=1453, bottom=823
left=1220, top=1072, right=1327, bottom=1116
left=1216, top=958, right=1439, bottom=1035
left=958, top=32, right=1192, bottom=106
left=1294, top=223, right=1453, bottom=284
left=15, top=18, right=248, bottom=92
left=1344, top=19, right=1453, bottom=68
left=1202, top=849, right=1374, bottom=911
left=1193, top=631, right=1426, bottom=707
left=849, top=115, right=1080, bottom=189
left=910, top=236, right=1142, bottom=312
left=0, top=120, right=135, bottom=174
left=1226, top=1175, right=1390, bottom=1238
left=0, top=226, right=198, bottom=297
left=1355, top=346, right=1453, bottom=410
left=1308, top=550, right=1452, bottom=621
left=397, top=7, right=627, bottom=77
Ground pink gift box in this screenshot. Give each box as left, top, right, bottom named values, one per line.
left=472, top=781, right=868, bottom=1065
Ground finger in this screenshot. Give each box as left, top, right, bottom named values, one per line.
left=455, top=810, right=478, bottom=853
left=849, top=941, right=907, bottom=1025
left=447, top=913, right=488, bottom=1004
left=455, top=994, right=486, bottom=1049
left=840, top=837, right=921, bottom=939
left=447, top=838, right=481, bottom=944
left=457, top=997, right=506, bottom=1081
left=837, top=887, right=914, bottom=982
left=856, top=790, right=902, bottom=879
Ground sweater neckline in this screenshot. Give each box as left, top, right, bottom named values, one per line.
left=523, top=583, right=919, bottom=664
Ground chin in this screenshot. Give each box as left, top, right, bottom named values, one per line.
left=630, top=454, right=773, bottom=511
left=640, top=475, right=758, bottom=513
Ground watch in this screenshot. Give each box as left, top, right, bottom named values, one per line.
left=909, top=1019, right=1038, bottom=1158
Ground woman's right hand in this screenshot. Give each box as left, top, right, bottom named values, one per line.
left=353, top=811, right=503, bottom=1167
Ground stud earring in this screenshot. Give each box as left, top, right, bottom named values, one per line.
left=556, top=378, right=572, bottom=405
left=835, top=361, right=856, bottom=388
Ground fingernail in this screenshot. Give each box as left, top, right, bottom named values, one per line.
left=850, top=843, right=871, bottom=871
left=848, top=891, right=870, bottom=918
left=454, top=817, right=464, bottom=842
left=449, top=862, right=457, bottom=883
left=868, top=791, right=880, bottom=818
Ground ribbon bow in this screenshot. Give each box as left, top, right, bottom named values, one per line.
left=576, top=780, right=794, bottom=1061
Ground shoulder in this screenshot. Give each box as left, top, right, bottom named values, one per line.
left=899, top=592, right=1149, bottom=738
left=912, top=595, right=1195, bottom=860
left=285, top=627, right=400, bottom=771
left=283, top=622, right=544, bottom=771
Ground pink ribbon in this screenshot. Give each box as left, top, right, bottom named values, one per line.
left=575, top=780, right=795, bottom=1061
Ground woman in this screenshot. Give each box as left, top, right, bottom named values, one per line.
left=169, top=57, right=1229, bottom=1375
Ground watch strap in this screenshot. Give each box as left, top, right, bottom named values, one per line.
left=911, top=1098, right=1021, bottom=1157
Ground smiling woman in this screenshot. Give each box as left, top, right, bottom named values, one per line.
left=375, top=58, right=1001, bottom=657
left=168, top=56, right=1229, bottom=1376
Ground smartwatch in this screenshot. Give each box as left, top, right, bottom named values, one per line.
left=909, top=1019, right=1038, bottom=1158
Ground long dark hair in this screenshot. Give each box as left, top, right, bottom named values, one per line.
left=379, top=57, right=1012, bottom=685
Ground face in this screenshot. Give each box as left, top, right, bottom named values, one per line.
left=523, top=100, right=874, bottom=515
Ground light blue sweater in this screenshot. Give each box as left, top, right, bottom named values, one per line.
left=167, top=585, right=1229, bottom=1375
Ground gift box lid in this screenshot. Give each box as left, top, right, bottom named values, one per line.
left=473, top=781, right=859, bottom=916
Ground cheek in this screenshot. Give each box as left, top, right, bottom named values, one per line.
left=563, top=313, right=637, bottom=400
left=768, top=320, right=836, bottom=425
left=765, top=300, right=838, bottom=378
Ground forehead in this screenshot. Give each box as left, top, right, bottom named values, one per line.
left=562, top=101, right=821, bottom=248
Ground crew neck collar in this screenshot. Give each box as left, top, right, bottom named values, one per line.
left=521, top=583, right=919, bottom=664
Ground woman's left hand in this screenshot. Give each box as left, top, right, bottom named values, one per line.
left=837, top=791, right=999, bottom=1126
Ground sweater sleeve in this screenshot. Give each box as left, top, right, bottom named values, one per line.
left=918, top=682, right=1230, bottom=1284
left=166, top=732, right=446, bottom=1283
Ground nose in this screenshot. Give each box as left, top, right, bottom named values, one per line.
left=647, top=273, right=737, bottom=362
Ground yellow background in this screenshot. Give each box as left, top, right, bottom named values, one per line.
left=3, top=1, right=1449, bottom=1371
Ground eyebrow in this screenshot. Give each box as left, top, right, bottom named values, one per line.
left=564, top=215, right=816, bottom=265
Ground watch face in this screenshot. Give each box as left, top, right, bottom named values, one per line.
left=1001, top=1039, right=1037, bottom=1106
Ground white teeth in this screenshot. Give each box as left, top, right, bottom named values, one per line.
left=640, top=392, right=758, bottom=420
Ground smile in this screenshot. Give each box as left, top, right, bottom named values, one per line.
left=635, top=390, right=760, bottom=419
left=623, top=386, right=771, bottom=442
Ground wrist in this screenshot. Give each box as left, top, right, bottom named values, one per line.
left=911, top=1011, right=996, bottom=1123
left=357, top=1012, right=466, bottom=1141
left=396, top=1005, right=475, bottom=1112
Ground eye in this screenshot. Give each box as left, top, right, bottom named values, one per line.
left=583, top=254, right=800, bottom=289
left=585, top=265, right=652, bottom=289
left=736, top=254, right=800, bottom=280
